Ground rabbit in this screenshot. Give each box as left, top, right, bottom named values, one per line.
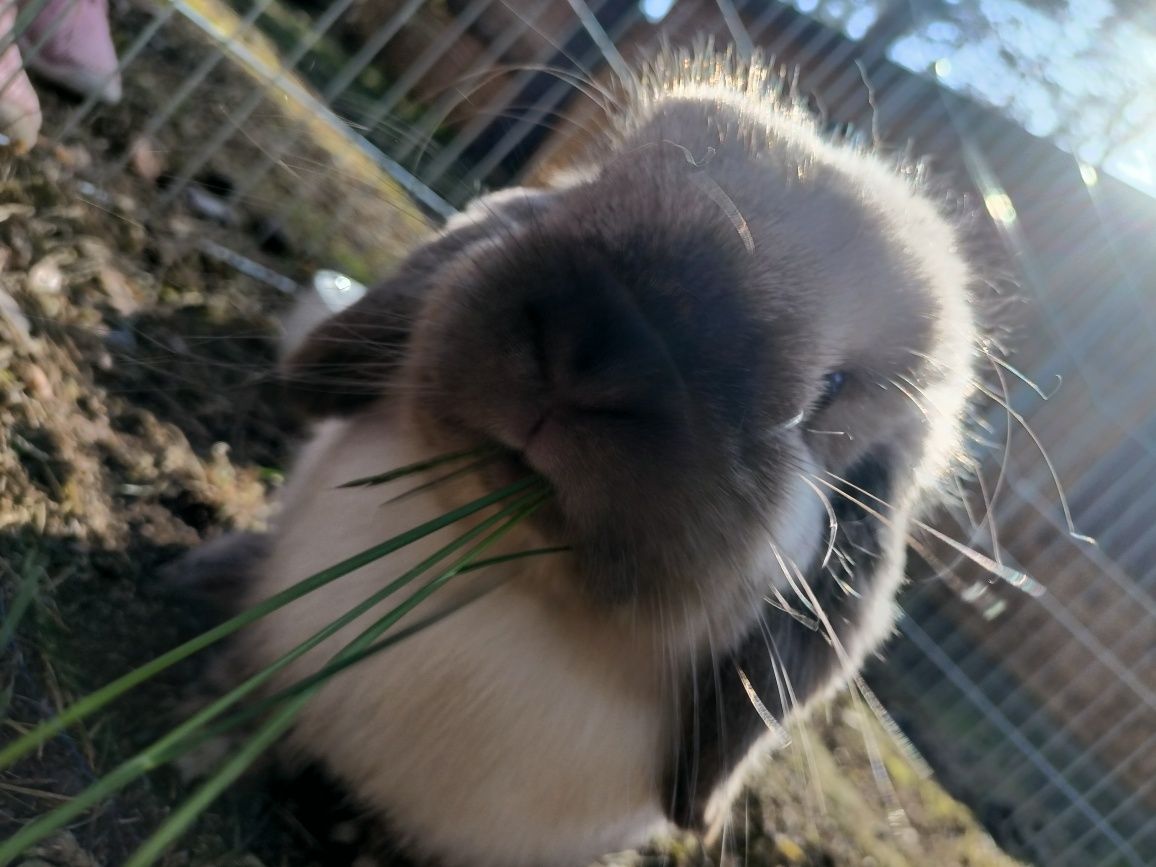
left=183, top=47, right=980, bottom=867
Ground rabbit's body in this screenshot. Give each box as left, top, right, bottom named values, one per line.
left=198, top=50, right=979, bottom=867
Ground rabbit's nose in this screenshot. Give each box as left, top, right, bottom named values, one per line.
left=522, top=283, right=686, bottom=424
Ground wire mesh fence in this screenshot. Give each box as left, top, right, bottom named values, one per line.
left=6, top=1, right=1155, bottom=865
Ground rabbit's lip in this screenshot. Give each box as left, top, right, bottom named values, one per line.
left=482, top=409, right=559, bottom=481
left=522, top=413, right=567, bottom=474
left=492, top=448, right=537, bottom=486
left=485, top=405, right=567, bottom=473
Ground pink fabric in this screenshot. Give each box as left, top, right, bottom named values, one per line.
left=0, top=2, right=43, bottom=152
left=18, top=0, right=121, bottom=104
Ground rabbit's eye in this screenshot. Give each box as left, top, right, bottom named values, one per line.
left=815, top=370, right=848, bottom=411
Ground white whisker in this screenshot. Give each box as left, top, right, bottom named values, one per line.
left=798, top=473, right=840, bottom=571
left=979, top=364, right=1093, bottom=545
left=817, top=472, right=1045, bottom=596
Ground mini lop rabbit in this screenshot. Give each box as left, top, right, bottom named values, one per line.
left=186, top=48, right=978, bottom=867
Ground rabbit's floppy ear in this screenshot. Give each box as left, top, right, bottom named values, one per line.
left=281, top=188, right=556, bottom=418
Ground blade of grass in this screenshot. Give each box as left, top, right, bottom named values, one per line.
left=337, top=446, right=498, bottom=489
left=187, top=577, right=507, bottom=746
left=0, top=552, right=45, bottom=654
left=0, top=476, right=538, bottom=773
left=457, top=546, right=570, bottom=574
left=122, top=696, right=308, bottom=867
left=122, top=492, right=550, bottom=867
left=191, top=545, right=569, bottom=742
left=0, top=486, right=547, bottom=864
left=381, top=452, right=501, bottom=505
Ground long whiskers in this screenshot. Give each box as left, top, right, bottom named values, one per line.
left=798, top=474, right=841, bottom=572
left=755, top=604, right=827, bottom=818
left=814, top=472, right=1045, bottom=596
left=977, top=361, right=1093, bottom=544
left=770, top=538, right=919, bottom=842
left=847, top=674, right=918, bottom=843
left=763, top=585, right=820, bottom=631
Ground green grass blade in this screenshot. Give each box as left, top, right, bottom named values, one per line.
left=189, top=577, right=510, bottom=744
left=0, top=486, right=546, bottom=863
left=337, top=446, right=497, bottom=489
left=0, top=553, right=45, bottom=654
left=122, top=492, right=549, bottom=867
left=457, top=546, right=570, bottom=574
left=190, top=544, right=567, bottom=743
left=196, top=490, right=551, bottom=741
left=121, top=697, right=308, bottom=867
left=0, top=476, right=537, bottom=772
left=0, top=759, right=159, bottom=867
left=331, top=491, right=549, bottom=659
left=381, top=452, right=500, bottom=504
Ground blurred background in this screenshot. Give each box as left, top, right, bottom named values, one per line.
left=1, top=1, right=1154, bottom=866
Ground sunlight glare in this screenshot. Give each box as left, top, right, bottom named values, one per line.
left=983, top=192, right=1018, bottom=225
left=639, top=0, right=675, bottom=23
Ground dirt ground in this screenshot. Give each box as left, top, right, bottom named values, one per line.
left=2, top=3, right=1024, bottom=866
